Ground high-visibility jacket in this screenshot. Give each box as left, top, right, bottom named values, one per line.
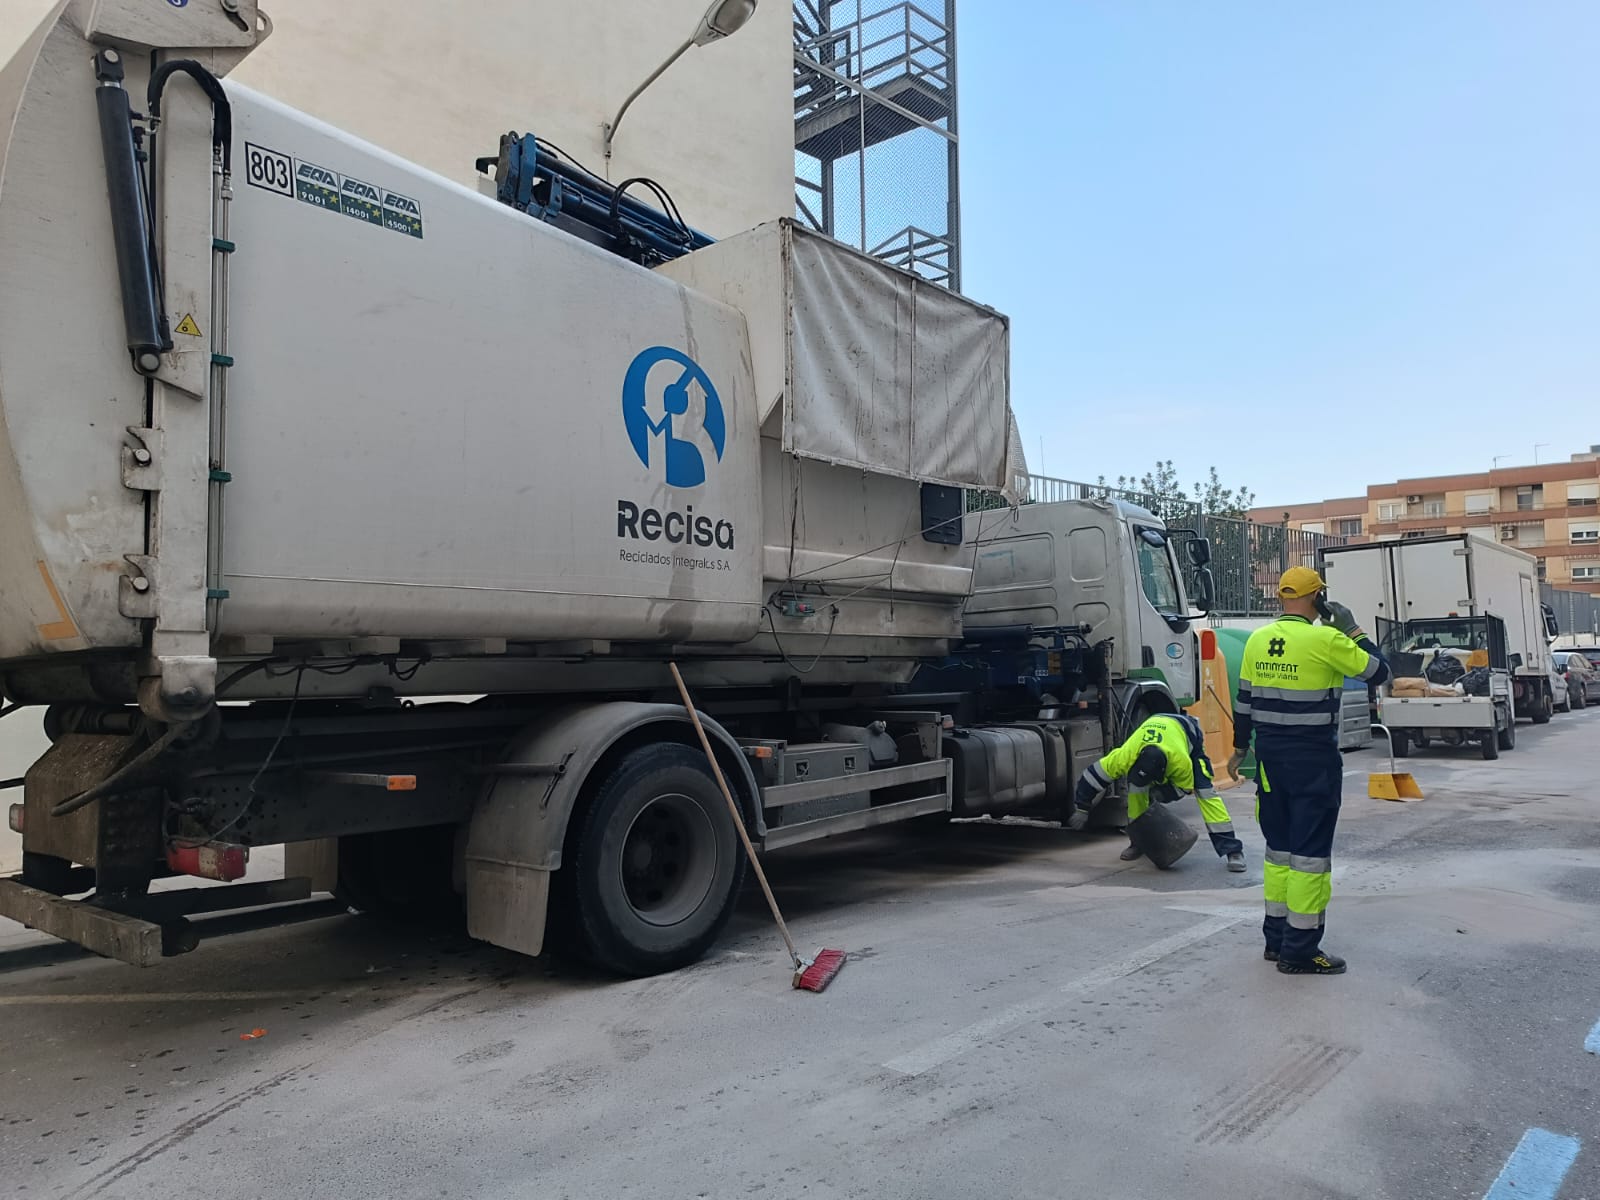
left=1085, top=712, right=1214, bottom=796
left=1233, top=615, right=1388, bottom=750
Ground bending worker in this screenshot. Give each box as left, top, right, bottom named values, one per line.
left=1227, top=567, right=1389, bottom=976
left=1069, top=710, right=1246, bottom=872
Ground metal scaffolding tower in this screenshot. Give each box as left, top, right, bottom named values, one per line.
left=793, top=1, right=960, bottom=290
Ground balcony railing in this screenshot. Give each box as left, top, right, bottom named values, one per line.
left=1367, top=500, right=1600, bottom=525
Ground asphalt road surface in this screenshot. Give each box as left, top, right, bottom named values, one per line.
left=4, top=709, right=1599, bottom=1200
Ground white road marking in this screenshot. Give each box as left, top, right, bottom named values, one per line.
left=883, top=913, right=1248, bottom=1077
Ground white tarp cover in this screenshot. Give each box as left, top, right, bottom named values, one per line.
left=786, top=224, right=1011, bottom=490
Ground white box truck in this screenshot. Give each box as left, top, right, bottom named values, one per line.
left=1319, top=534, right=1558, bottom=759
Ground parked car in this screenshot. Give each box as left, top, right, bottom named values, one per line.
left=1552, top=651, right=1597, bottom=711
left=1550, top=664, right=1570, bottom=712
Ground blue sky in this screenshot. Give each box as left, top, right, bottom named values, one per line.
left=957, top=1, right=1600, bottom=507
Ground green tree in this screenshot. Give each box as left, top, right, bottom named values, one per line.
left=1095, top=460, right=1256, bottom=523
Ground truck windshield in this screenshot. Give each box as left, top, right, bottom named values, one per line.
left=1135, top=529, right=1183, bottom=615
left=1400, top=620, right=1487, bottom=652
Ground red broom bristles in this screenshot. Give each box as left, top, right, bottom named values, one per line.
left=794, top=948, right=847, bottom=992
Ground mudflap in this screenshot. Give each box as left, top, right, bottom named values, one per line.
left=1126, top=801, right=1199, bottom=869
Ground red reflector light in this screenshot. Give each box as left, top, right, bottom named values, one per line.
left=385, top=775, right=417, bottom=792
left=1200, top=630, right=1217, bottom=661
left=166, top=843, right=249, bottom=882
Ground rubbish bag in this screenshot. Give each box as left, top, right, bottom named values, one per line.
left=1126, top=800, right=1199, bottom=869
left=1460, top=666, right=1492, bottom=697
left=1426, top=653, right=1466, bottom=686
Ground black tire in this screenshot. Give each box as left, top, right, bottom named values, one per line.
left=1531, top=688, right=1553, bottom=725
left=1390, top=729, right=1411, bottom=758
left=337, top=824, right=462, bottom=921
left=563, top=743, right=746, bottom=977
left=1576, top=685, right=1587, bottom=711
left=1479, top=730, right=1499, bottom=760
left=1496, top=706, right=1516, bottom=751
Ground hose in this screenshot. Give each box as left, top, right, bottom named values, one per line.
left=50, top=724, right=185, bottom=817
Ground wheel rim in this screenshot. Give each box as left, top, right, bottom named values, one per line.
left=618, top=791, right=719, bottom=927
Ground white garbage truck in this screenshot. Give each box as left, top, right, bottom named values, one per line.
left=1319, top=534, right=1558, bottom=760
left=0, top=0, right=1217, bottom=970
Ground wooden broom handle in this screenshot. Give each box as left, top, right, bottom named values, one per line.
left=669, top=662, right=801, bottom=969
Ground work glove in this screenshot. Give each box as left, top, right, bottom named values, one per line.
left=1323, top=600, right=1365, bottom=642
left=1225, top=749, right=1246, bottom=780
left=1067, top=772, right=1100, bottom=830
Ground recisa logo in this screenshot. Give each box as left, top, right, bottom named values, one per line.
left=617, top=346, right=735, bottom=552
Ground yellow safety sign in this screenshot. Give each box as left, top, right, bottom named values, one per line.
left=175, top=313, right=203, bottom=337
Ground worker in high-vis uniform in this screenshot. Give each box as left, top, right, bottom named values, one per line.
left=1228, top=566, right=1390, bottom=976
left=1069, top=711, right=1246, bottom=872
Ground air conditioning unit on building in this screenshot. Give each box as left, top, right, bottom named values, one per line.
left=1407, top=494, right=1423, bottom=504
left=1501, top=525, right=1517, bottom=538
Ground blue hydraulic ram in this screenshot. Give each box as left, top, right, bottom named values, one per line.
left=476, top=132, right=714, bottom=267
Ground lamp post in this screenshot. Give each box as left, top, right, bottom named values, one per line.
left=603, top=0, right=759, bottom=161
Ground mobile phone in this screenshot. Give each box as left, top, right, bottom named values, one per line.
left=1315, top=593, right=1333, bottom=621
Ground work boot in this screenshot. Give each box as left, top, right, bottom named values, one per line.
left=1277, top=951, right=1346, bottom=976
left=1119, top=842, right=1144, bottom=862
left=1263, top=947, right=1279, bottom=962
left=1226, top=852, right=1246, bottom=873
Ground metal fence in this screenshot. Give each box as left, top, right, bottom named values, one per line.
left=1544, top=583, right=1600, bottom=637
left=794, top=1, right=960, bottom=289
left=1196, top=513, right=1348, bottom=618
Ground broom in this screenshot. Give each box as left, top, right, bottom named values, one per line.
left=668, top=662, right=846, bottom=992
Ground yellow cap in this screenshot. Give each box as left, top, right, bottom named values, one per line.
left=1278, top=566, right=1326, bottom=599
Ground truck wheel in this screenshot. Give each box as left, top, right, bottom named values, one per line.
left=1531, top=688, right=1553, bottom=725
left=337, top=825, right=462, bottom=921
left=1496, top=707, right=1516, bottom=751
left=1479, top=729, right=1500, bottom=760
left=1390, top=729, right=1410, bottom=758
left=565, top=743, right=746, bottom=977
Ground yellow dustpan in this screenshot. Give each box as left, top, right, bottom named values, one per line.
left=1368, top=724, right=1423, bottom=801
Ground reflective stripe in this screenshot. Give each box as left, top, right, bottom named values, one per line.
left=1263, top=859, right=1290, bottom=904
left=1358, top=654, right=1383, bottom=681
left=1247, top=684, right=1338, bottom=703
left=1290, top=855, right=1332, bottom=874
left=1254, top=709, right=1336, bottom=727
left=1287, top=911, right=1322, bottom=930
left=1086, top=762, right=1111, bottom=789
left=1264, top=849, right=1292, bottom=867
left=1264, top=901, right=1289, bottom=918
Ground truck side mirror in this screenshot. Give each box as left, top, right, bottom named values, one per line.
left=1186, top=537, right=1212, bottom=567
left=1193, top=567, right=1216, bottom=614
left=1543, top=604, right=1560, bottom=639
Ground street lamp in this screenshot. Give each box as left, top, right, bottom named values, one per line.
left=603, top=0, right=759, bottom=160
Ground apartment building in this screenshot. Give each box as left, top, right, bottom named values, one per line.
left=1252, top=447, right=1600, bottom=595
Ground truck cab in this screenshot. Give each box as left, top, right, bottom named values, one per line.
left=963, top=497, right=1206, bottom=713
